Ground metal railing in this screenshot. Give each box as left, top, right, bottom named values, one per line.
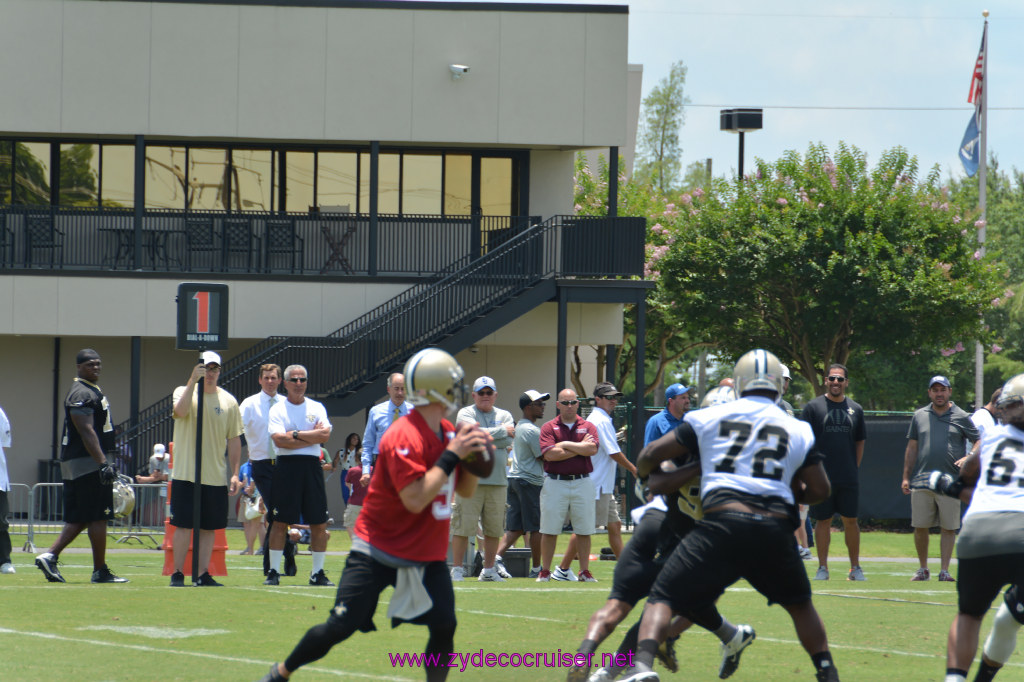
left=108, top=214, right=645, bottom=462
left=0, top=204, right=541, bottom=277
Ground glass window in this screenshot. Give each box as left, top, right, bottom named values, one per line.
left=480, top=157, right=512, bottom=216
left=358, top=153, right=370, bottom=214
left=58, top=143, right=99, bottom=207
left=15, top=142, right=51, bottom=205
left=318, top=151, right=357, bottom=212
left=101, top=145, right=135, bottom=208
left=232, top=149, right=272, bottom=212
left=402, top=154, right=441, bottom=215
left=145, top=146, right=186, bottom=209
left=283, top=151, right=314, bottom=213
left=188, top=148, right=230, bottom=210
left=377, top=153, right=399, bottom=214
left=444, top=154, right=472, bottom=215
left=0, top=141, right=11, bottom=204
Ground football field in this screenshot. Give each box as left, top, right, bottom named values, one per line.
left=1, top=531, right=1017, bottom=681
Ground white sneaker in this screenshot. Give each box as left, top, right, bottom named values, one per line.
left=553, top=566, right=577, bottom=581
left=478, top=567, right=506, bottom=582
left=813, top=566, right=829, bottom=581
left=0, top=562, right=14, bottom=574
left=798, top=546, right=813, bottom=560
left=450, top=566, right=465, bottom=582
left=719, top=624, right=756, bottom=679
left=493, top=557, right=512, bottom=579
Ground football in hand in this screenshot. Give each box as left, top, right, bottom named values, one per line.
left=459, top=442, right=496, bottom=479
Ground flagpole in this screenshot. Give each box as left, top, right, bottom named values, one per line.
left=975, top=11, right=989, bottom=409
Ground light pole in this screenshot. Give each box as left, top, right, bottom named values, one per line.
left=720, top=108, right=763, bottom=178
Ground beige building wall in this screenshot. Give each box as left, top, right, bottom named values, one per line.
left=0, top=0, right=630, bottom=149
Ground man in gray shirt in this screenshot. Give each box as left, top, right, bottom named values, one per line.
left=902, top=375, right=979, bottom=582
left=450, top=377, right=516, bottom=582
left=495, top=390, right=549, bottom=578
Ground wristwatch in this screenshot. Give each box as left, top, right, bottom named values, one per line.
left=292, top=430, right=300, bottom=440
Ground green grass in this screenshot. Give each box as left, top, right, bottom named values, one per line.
left=1, top=530, right=1019, bottom=681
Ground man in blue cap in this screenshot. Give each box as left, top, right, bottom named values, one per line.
left=643, top=383, right=691, bottom=446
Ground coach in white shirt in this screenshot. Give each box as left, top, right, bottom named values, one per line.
left=239, top=363, right=285, bottom=573
left=266, top=364, right=333, bottom=587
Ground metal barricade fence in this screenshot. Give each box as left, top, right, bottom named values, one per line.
left=21, top=482, right=167, bottom=552
left=5, top=483, right=32, bottom=551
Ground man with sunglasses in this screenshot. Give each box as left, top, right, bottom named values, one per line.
left=266, top=364, right=333, bottom=586
left=536, top=389, right=600, bottom=581
left=801, top=363, right=867, bottom=582
left=168, top=351, right=243, bottom=587
left=451, top=377, right=516, bottom=582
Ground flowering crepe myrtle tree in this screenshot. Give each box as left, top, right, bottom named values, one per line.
left=653, top=143, right=1005, bottom=396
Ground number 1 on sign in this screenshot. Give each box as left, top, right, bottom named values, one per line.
left=193, top=291, right=210, bottom=333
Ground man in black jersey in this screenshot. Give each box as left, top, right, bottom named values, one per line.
left=35, top=349, right=128, bottom=584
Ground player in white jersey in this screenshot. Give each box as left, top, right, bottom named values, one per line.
left=929, top=374, right=1024, bottom=682
left=622, top=350, right=839, bottom=682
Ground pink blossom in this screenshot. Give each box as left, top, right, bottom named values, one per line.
left=777, top=198, right=788, bottom=206
left=992, top=344, right=1003, bottom=353
left=953, top=215, right=962, bottom=224
left=665, top=203, right=676, bottom=211
left=693, top=188, right=705, bottom=198
left=975, top=219, right=987, bottom=229
left=992, top=298, right=1002, bottom=306
left=954, top=341, right=965, bottom=352
left=574, top=203, right=582, bottom=212
left=961, top=229, right=968, bottom=236
left=973, top=250, right=982, bottom=260
left=679, top=194, right=692, bottom=206
left=909, top=350, right=919, bottom=356
left=817, top=203, right=824, bottom=209
left=864, top=350, right=875, bottom=355
left=1005, top=289, right=1015, bottom=298
left=940, top=348, right=955, bottom=357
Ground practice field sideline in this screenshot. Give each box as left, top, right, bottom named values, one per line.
left=1, top=532, right=1019, bottom=681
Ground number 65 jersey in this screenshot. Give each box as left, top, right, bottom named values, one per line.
left=962, top=422, right=1024, bottom=518
left=679, top=395, right=817, bottom=510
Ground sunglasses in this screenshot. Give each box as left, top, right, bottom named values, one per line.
left=287, top=377, right=308, bottom=383
left=826, top=376, right=846, bottom=383
left=205, top=364, right=221, bottom=371
left=476, top=389, right=495, bottom=396
left=558, top=400, right=579, bottom=406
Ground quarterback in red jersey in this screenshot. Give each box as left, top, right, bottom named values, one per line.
left=260, top=348, right=490, bottom=682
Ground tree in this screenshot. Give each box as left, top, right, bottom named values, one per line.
left=655, top=143, right=1006, bottom=396
left=635, top=61, right=688, bottom=195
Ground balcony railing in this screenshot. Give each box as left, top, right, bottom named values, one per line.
left=0, top=205, right=541, bottom=277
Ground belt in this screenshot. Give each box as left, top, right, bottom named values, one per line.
left=548, top=473, right=587, bottom=481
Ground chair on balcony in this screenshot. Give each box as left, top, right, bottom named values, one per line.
left=264, top=218, right=304, bottom=274
left=0, top=214, right=13, bottom=268
left=24, top=213, right=64, bottom=269
left=319, top=220, right=356, bottom=274
left=221, top=217, right=256, bottom=272
left=184, top=217, right=218, bottom=271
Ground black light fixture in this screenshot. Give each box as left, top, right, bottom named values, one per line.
left=720, top=108, right=763, bottom=178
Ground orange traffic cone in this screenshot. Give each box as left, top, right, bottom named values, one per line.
left=162, top=519, right=229, bottom=577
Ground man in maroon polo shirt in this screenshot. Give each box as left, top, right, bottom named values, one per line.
left=536, top=388, right=600, bottom=582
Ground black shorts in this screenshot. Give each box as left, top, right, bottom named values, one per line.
left=63, top=471, right=113, bottom=524
left=251, top=459, right=276, bottom=525
left=330, top=551, right=456, bottom=632
left=957, top=554, right=1024, bottom=618
left=506, top=478, right=542, bottom=533
left=169, top=480, right=229, bottom=530
left=271, top=456, right=328, bottom=525
left=648, top=511, right=812, bottom=618
left=608, top=508, right=666, bottom=606
left=810, top=483, right=859, bottom=520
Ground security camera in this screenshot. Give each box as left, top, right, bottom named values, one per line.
left=449, top=64, right=470, bottom=80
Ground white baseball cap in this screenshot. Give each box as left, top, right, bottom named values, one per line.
left=200, top=351, right=222, bottom=366
left=473, top=376, right=496, bottom=392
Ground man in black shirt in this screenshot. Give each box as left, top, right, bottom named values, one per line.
left=801, top=363, right=867, bottom=582
left=34, top=349, right=128, bottom=584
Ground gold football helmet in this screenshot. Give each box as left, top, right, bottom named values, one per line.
left=732, top=349, right=784, bottom=398
left=404, top=348, right=467, bottom=412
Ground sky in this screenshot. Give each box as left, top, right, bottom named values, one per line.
left=463, top=0, right=1024, bottom=183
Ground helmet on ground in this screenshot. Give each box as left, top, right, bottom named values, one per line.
left=997, top=374, right=1024, bottom=410
left=700, top=385, right=736, bottom=408
left=733, top=349, right=784, bottom=398
left=404, top=348, right=467, bottom=412
left=112, top=473, right=136, bottom=518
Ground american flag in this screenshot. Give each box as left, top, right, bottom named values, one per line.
left=967, top=24, right=987, bottom=105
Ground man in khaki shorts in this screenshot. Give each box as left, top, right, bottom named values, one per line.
left=902, top=375, right=979, bottom=582
left=450, top=377, right=515, bottom=582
